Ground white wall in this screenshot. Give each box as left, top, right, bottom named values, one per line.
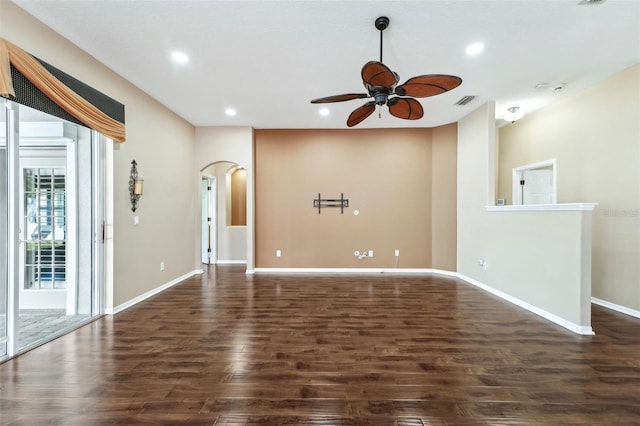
left=458, top=102, right=594, bottom=334
left=498, top=64, right=640, bottom=314
left=195, top=127, right=254, bottom=270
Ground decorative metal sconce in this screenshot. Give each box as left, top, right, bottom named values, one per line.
left=129, top=160, right=144, bottom=212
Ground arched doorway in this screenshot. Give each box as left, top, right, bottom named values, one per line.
left=200, top=161, right=247, bottom=265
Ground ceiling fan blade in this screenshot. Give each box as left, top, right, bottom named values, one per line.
left=387, top=97, right=424, bottom=120
left=310, top=93, right=369, bottom=103
left=361, top=61, right=397, bottom=88
left=395, top=74, right=462, bottom=97
left=347, top=101, right=376, bottom=127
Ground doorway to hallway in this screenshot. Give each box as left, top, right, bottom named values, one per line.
left=512, top=159, right=557, bottom=205
left=200, top=162, right=247, bottom=266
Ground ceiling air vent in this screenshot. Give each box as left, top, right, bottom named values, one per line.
left=455, top=96, right=476, bottom=106
left=577, top=0, right=605, bottom=4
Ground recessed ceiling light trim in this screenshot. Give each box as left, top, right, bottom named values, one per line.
left=171, top=51, right=189, bottom=64
left=225, top=108, right=237, bottom=117
left=465, top=42, right=484, bottom=56
left=577, top=0, right=606, bottom=5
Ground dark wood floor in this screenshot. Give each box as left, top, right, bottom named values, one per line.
left=1, top=266, right=639, bottom=425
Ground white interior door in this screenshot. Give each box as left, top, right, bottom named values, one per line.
left=512, top=159, right=557, bottom=205
left=522, top=169, right=554, bottom=204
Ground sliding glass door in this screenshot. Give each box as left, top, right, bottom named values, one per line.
left=0, top=100, right=106, bottom=360
left=0, top=98, right=8, bottom=357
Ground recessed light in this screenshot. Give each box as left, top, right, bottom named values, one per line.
left=465, top=42, right=484, bottom=56
left=171, top=51, right=189, bottom=64
left=319, top=108, right=330, bottom=117
left=535, top=82, right=566, bottom=91
left=225, top=108, right=237, bottom=117
left=578, top=0, right=605, bottom=5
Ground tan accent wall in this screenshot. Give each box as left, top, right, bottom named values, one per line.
left=497, top=64, right=640, bottom=312
left=231, top=169, right=247, bottom=226
left=255, top=126, right=457, bottom=269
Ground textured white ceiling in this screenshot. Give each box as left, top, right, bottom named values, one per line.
left=12, top=0, right=640, bottom=129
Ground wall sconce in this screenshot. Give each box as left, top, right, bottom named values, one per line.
left=504, top=106, right=524, bottom=123
left=129, top=159, right=144, bottom=212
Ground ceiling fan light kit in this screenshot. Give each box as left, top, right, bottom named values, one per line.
left=311, top=16, right=462, bottom=127
left=504, top=106, right=524, bottom=123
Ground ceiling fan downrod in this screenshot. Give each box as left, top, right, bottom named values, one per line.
left=375, top=16, right=389, bottom=64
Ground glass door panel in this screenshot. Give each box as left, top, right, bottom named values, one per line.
left=20, top=161, right=68, bottom=313
left=15, top=103, right=97, bottom=352
left=1, top=101, right=106, bottom=360
left=0, top=98, right=7, bottom=357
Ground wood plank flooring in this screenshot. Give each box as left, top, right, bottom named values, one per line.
left=1, top=265, right=639, bottom=425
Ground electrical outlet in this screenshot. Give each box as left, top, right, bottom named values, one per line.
left=160, top=262, right=165, bottom=271
left=395, top=249, right=400, bottom=257
left=478, top=259, right=487, bottom=270
left=368, top=250, right=374, bottom=257
left=276, top=249, right=281, bottom=257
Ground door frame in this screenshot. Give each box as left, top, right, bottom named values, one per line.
left=512, top=159, right=557, bottom=205
left=1, top=100, right=110, bottom=361
left=201, top=175, right=217, bottom=264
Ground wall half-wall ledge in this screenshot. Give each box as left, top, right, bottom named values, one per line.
left=486, top=203, right=597, bottom=212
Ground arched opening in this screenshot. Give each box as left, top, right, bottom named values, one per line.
left=200, top=161, right=247, bottom=265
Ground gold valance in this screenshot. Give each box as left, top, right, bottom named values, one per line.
left=0, top=38, right=126, bottom=143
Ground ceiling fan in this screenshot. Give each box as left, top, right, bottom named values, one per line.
left=311, top=16, right=463, bottom=127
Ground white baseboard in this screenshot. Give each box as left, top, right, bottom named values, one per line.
left=106, top=266, right=598, bottom=336
left=252, top=267, right=593, bottom=336
left=106, top=269, right=202, bottom=315
left=457, top=273, right=594, bottom=336
left=592, top=297, right=640, bottom=319
left=216, top=260, right=247, bottom=265
left=253, top=267, right=436, bottom=274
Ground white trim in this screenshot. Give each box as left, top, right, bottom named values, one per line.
left=511, top=159, right=557, bottom=205
left=104, top=266, right=597, bottom=335
left=105, top=269, right=202, bottom=315
left=486, top=203, right=597, bottom=212
left=216, top=260, right=247, bottom=265
left=65, top=139, right=77, bottom=315
left=592, top=297, right=640, bottom=319
left=252, top=267, right=593, bottom=335
left=254, top=267, right=437, bottom=274
left=458, top=273, right=594, bottom=335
